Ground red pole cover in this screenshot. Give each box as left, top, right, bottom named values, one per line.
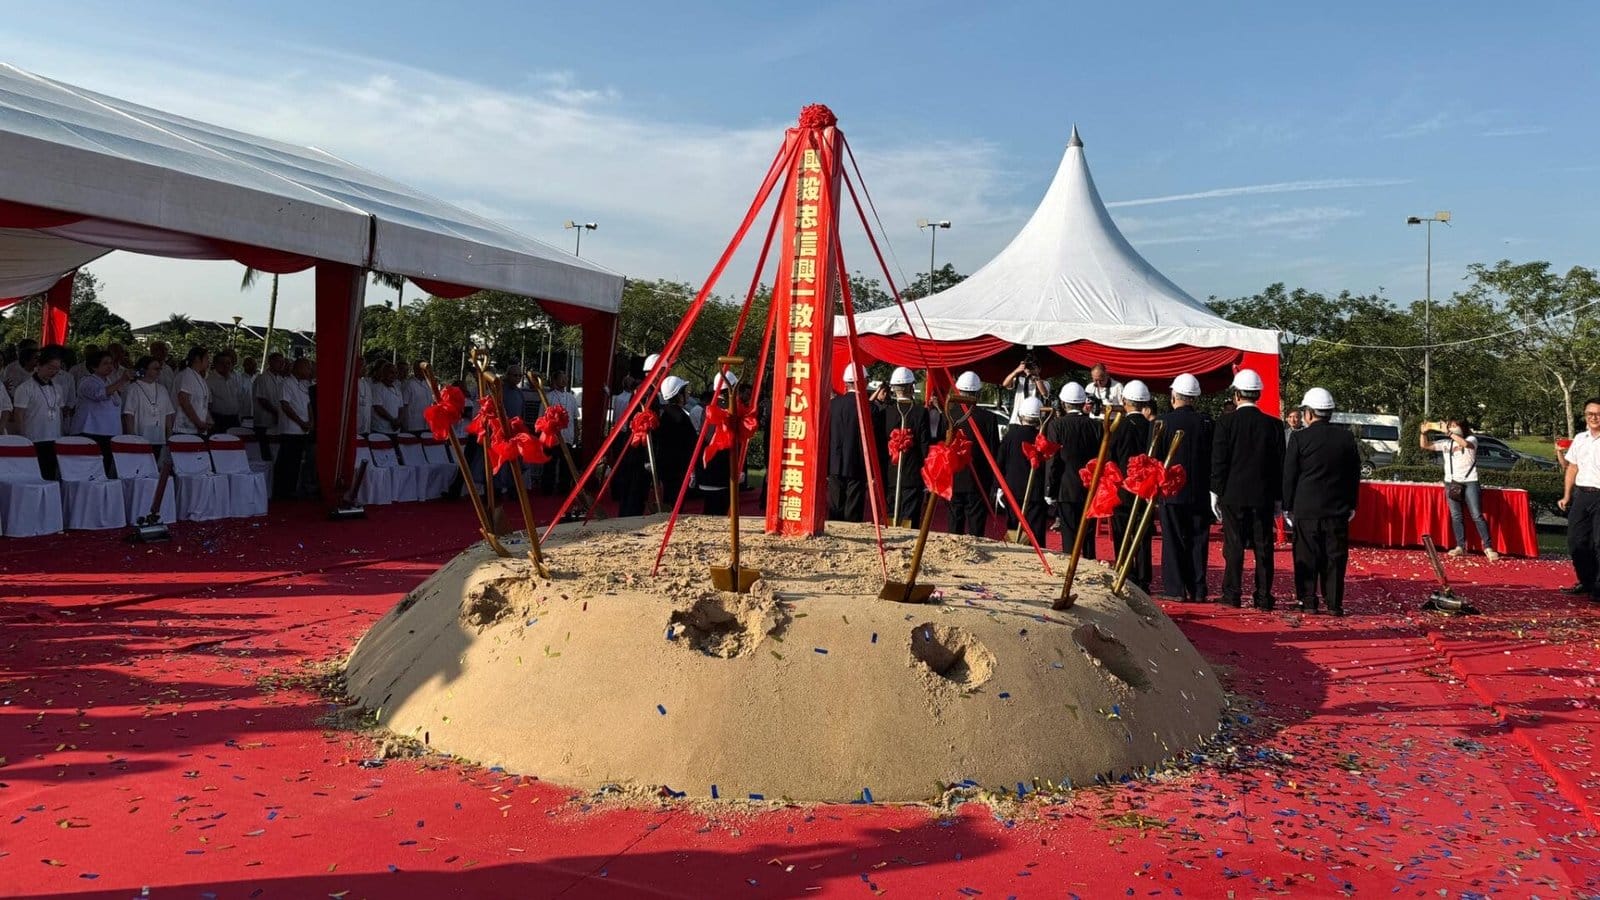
left=40, top=271, right=75, bottom=345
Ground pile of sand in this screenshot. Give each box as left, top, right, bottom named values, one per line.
left=343, top=516, right=1225, bottom=802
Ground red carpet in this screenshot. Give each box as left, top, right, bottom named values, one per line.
left=3, top=497, right=1598, bottom=898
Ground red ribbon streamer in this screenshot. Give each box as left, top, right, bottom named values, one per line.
left=700, top=402, right=757, bottom=469
left=1081, top=461, right=1125, bottom=519
left=424, top=386, right=467, bottom=440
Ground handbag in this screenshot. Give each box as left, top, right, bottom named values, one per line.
left=1444, top=442, right=1475, bottom=502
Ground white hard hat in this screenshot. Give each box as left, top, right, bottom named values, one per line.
left=1171, top=373, right=1202, bottom=397
left=643, top=353, right=661, bottom=373
left=889, top=366, right=916, bottom=386
left=1300, top=387, right=1335, bottom=411
left=1018, top=397, right=1043, bottom=419
left=1230, top=368, right=1264, bottom=392
left=1060, top=382, right=1087, bottom=405
left=955, top=371, right=983, bottom=394
left=660, top=375, right=688, bottom=401
left=1122, top=379, right=1152, bottom=403
left=713, top=370, right=739, bottom=391
left=841, top=363, right=865, bottom=384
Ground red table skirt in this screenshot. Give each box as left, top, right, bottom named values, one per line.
left=1349, top=480, right=1539, bottom=557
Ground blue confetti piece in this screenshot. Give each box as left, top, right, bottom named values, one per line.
left=666, top=625, right=675, bottom=640
left=814, top=647, right=828, bottom=654
left=79, top=873, right=99, bottom=880
left=998, top=692, right=1011, bottom=699
left=871, top=632, right=878, bottom=643
left=388, top=865, right=399, bottom=873
left=526, top=617, right=538, bottom=626
left=1111, top=704, right=1121, bottom=716
left=1016, top=782, right=1027, bottom=797
left=266, top=810, right=278, bottom=821
left=711, top=785, right=719, bottom=799
left=749, top=793, right=764, bottom=800
left=657, top=704, right=667, bottom=715
left=862, top=787, right=874, bottom=803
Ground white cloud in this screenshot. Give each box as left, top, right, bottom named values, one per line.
left=1118, top=205, right=1363, bottom=246
left=1481, top=125, right=1548, bottom=138
left=1107, top=178, right=1409, bottom=209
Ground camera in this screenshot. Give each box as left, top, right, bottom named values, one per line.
left=1022, top=350, right=1038, bottom=374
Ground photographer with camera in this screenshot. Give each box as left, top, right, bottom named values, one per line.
left=1420, top=418, right=1499, bottom=561
left=1003, top=351, right=1050, bottom=425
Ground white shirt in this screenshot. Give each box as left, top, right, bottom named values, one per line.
left=12, top=377, right=63, bottom=443
left=1085, top=379, right=1123, bottom=411
left=356, top=377, right=373, bottom=434
left=252, top=371, right=283, bottom=428
left=206, top=370, right=250, bottom=418
left=123, top=379, right=175, bottom=445
left=173, top=368, right=211, bottom=433
left=52, top=368, right=76, bottom=410
left=1567, top=430, right=1600, bottom=489
left=277, top=377, right=312, bottom=436
left=1431, top=435, right=1480, bottom=483
left=611, top=391, right=632, bottom=432
left=1010, top=377, right=1049, bottom=424
left=400, top=378, right=432, bottom=432
left=155, top=363, right=177, bottom=395
left=547, top=388, right=579, bottom=444
left=1, top=361, right=28, bottom=394
left=74, top=373, right=124, bottom=436
left=370, top=381, right=403, bottom=433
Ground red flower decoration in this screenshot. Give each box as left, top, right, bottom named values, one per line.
left=423, top=386, right=467, bottom=440
left=798, top=103, right=838, bottom=128
left=922, top=432, right=974, bottom=501
left=534, top=405, right=569, bottom=448
left=487, top=418, right=549, bottom=472
left=1021, top=432, right=1061, bottom=469
left=1123, top=454, right=1164, bottom=501
left=467, top=395, right=498, bottom=439
left=887, top=427, right=914, bottom=465
left=1082, top=461, right=1124, bottom=519
left=1159, top=463, right=1187, bottom=499
left=628, top=408, right=659, bottom=448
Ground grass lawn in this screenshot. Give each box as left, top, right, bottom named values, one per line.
left=1504, top=434, right=1563, bottom=460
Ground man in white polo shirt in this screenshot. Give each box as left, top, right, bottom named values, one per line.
left=1557, top=397, right=1600, bottom=602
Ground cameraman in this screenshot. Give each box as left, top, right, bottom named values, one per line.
left=1003, top=351, right=1050, bottom=425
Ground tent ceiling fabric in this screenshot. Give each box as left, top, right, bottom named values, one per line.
left=845, top=127, right=1276, bottom=354
left=0, top=64, right=624, bottom=312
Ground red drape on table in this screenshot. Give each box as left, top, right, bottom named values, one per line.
left=0, top=199, right=86, bottom=229
left=40, top=271, right=75, bottom=345
left=1350, top=481, right=1538, bottom=557
left=314, top=262, right=364, bottom=505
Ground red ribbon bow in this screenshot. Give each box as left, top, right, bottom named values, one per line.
left=467, top=396, right=498, bottom=440
left=484, top=414, right=549, bottom=473
left=1123, top=454, right=1165, bottom=502
left=1159, top=463, right=1187, bottom=499
left=424, top=386, right=467, bottom=440
left=700, top=402, right=758, bottom=468
left=628, top=408, right=659, bottom=448
left=1021, top=432, right=1061, bottom=469
left=887, top=428, right=915, bottom=465
left=1081, top=461, right=1124, bottom=518
left=534, top=405, right=569, bottom=448
left=921, top=432, right=973, bottom=501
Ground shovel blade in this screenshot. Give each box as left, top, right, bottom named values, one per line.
left=711, top=565, right=761, bottom=594
left=878, top=580, right=935, bottom=604
left=892, top=517, right=913, bottom=529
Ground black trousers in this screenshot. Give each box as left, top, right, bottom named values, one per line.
left=1007, top=502, right=1050, bottom=548
left=827, top=475, right=865, bottom=522
left=889, top=486, right=924, bottom=526
left=701, top=487, right=730, bottom=516
left=1058, top=499, right=1095, bottom=559
left=273, top=434, right=308, bottom=500
left=1292, top=514, right=1350, bottom=611
left=253, top=425, right=274, bottom=460
left=1160, top=501, right=1212, bottom=600
left=540, top=445, right=573, bottom=496
left=82, top=433, right=117, bottom=478
left=1568, top=488, right=1600, bottom=597
left=1220, top=503, right=1276, bottom=604
left=34, top=440, right=59, bottom=481
left=947, top=491, right=987, bottom=537
left=1112, top=501, right=1153, bottom=591
left=213, top=413, right=242, bottom=433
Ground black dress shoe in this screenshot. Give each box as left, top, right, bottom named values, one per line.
left=1220, top=597, right=1243, bottom=608
left=1296, top=599, right=1319, bottom=613
left=1256, top=599, right=1276, bottom=611
left=1560, top=583, right=1590, bottom=595
left=1325, top=606, right=1346, bottom=617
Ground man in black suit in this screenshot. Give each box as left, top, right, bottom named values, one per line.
left=880, top=366, right=932, bottom=525
left=1046, top=382, right=1101, bottom=557
left=1111, top=380, right=1156, bottom=590
left=1157, top=373, right=1215, bottom=602
left=827, top=364, right=879, bottom=522
left=654, top=375, right=699, bottom=508
left=1283, top=388, right=1362, bottom=615
left=999, top=396, right=1050, bottom=544
left=1210, top=368, right=1285, bottom=609
left=947, top=370, right=1001, bottom=537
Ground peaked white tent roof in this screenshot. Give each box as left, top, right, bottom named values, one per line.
left=848, top=128, right=1276, bottom=354
left=0, top=63, right=623, bottom=311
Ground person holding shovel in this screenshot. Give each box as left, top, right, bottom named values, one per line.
left=1157, top=373, right=1215, bottom=603
left=999, top=396, right=1051, bottom=545
left=879, top=366, right=932, bottom=526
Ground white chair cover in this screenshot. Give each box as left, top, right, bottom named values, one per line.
left=208, top=434, right=269, bottom=518
left=396, top=433, right=453, bottom=499
left=0, top=435, right=63, bottom=536
left=112, top=436, right=175, bottom=525
left=54, top=435, right=125, bottom=530
left=167, top=434, right=232, bottom=521
left=366, top=433, right=424, bottom=502
left=227, top=426, right=274, bottom=495
left=351, top=437, right=395, bottom=506
left=422, top=435, right=456, bottom=467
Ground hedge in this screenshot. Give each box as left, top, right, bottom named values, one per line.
left=1368, top=465, right=1566, bottom=515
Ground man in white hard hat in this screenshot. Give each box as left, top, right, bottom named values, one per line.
left=1210, top=368, right=1285, bottom=609
left=1156, top=373, right=1215, bottom=602
left=1112, top=380, right=1157, bottom=590
left=998, top=396, right=1050, bottom=542
left=1283, top=387, right=1361, bottom=616
left=827, top=363, right=880, bottom=522
left=1045, top=381, right=1102, bottom=557
left=947, top=370, right=1001, bottom=537
left=652, top=375, right=698, bottom=508
left=694, top=371, right=740, bottom=516
left=879, top=367, right=932, bottom=525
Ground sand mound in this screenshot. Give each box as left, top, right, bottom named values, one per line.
left=343, top=516, right=1225, bottom=802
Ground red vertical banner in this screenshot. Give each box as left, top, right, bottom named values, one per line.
left=765, top=106, right=844, bottom=536
left=40, top=271, right=74, bottom=345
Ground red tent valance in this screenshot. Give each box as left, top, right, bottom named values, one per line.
left=0, top=198, right=86, bottom=229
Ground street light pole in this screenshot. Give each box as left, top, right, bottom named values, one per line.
left=916, top=219, right=951, bottom=297
left=1406, top=211, right=1451, bottom=417
left=564, top=220, right=598, bottom=257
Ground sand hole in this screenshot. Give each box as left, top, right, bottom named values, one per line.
left=463, top=579, right=518, bottom=627
left=1072, top=624, right=1152, bottom=690
left=669, top=596, right=772, bottom=658
left=910, top=623, right=995, bottom=688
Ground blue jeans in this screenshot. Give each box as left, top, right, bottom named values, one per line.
left=1446, top=481, right=1493, bottom=550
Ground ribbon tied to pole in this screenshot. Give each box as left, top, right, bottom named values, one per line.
left=628, top=408, right=659, bottom=448
left=1021, top=432, right=1061, bottom=469
left=1159, top=463, right=1187, bottom=498
left=701, top=402, right=759, bottom=468
left=534, top=405, right=569, bottom=449
left=921, top=431, right=972, bottom=501
left=1123, top=454, right=1165, bottom=502
left=887, top=427, right=914, bottom=465
left=424, top=385, right=467, bottom=441
left=1081, top=460, right=1124, bottom=519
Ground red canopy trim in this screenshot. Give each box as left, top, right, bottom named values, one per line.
left=0, top=199, right=87, bottom=229
left=1048, top=340, right=1242, bottom=379
left=409, top=277, right=605, bottom=326
left=215, top=240, right=317, bottom=275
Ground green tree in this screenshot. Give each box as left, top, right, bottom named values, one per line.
left=900, top=262, right=966, bottom=301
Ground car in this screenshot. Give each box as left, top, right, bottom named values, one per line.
left=1421, top=431, right=1559, bottom=471
left=1330, top=412, right=1401, bottom=460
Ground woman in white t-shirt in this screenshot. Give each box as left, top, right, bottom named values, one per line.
left=123, top=356, right=176, bottom=457
left=173, top=347, right=213, bottom=435
left=1420, top=418, right=1498, bottom=560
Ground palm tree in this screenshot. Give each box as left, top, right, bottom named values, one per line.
left=371, top=271, right=405, bottom=360
left=240, top=268, right=278, bottom=359
left=162, top=313, right=195, bottom=337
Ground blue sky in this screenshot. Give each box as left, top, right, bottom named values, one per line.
left=3, top=1, right=1596, bottom=330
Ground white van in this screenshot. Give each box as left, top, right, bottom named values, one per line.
left=1330, top=412, right=1402, bottom=463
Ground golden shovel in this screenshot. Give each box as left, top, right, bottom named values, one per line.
left=709, top=356, right=760, bottom=593
left=1054, top=412, right=1124, bottom=610
left=880, top=400, right=967, bottom=604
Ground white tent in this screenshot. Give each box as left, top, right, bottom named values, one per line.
left=836, top=127, right=1279, bottom=407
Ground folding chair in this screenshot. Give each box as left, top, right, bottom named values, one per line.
left=352, top=437, right=396, bottom=506
left=227, top=426, right=274, bottom=496
left=54, top=435, right=124, bottom=530
left=167, top=434, right=231, bottom=521
left=396, top=432, right=453, bottom=499
left=365, top=433, right=424, bottom=502
left=112, top=436, right=176, bottom=525
left=0, top=434, right=64, bottom=537
left=208, top=434, right=269, bottom=518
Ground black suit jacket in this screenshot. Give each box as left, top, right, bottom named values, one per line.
left=879, top=399, right=931, bottom=494
left=1156, top=405, right=1214, bottom=506
left=951, top=403, right=1001, bottom=495
left=1045, top=412, right=1101, bottom=503
left=1282, top=420, right=1362, bottom=518
left=653, top=404, right=698, bottom=498
left=998, top=422, right=1039, bottom=504
left=828, top=392, right=881, bottom=480
left=1211, top=405, right=1284, bottom=507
